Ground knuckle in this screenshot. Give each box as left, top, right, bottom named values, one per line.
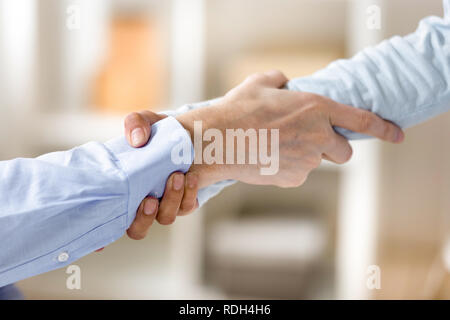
left=186, top=172, right=199, bottom=189
left=302, top=92, right=322, bottom=106
left=280, top=174, right=307, bottom=188
left=304, top=154, right=322, bottom=169
left=293, top=175, right=307, bottom=187
left=125, top=112, right=142, bottom=124
left=268, top=69, right=286, bottom=79
left=278, top=180, right=293, bottom=188
left=180, top=202, right=195, bottom=213
left=170, top=190, right=185, bottom=200
left=178, top=209, right=190, bottom=216
left=247, top=72, right=265, bottom=83
left=158, top=214, right=176, bottom=225
left=312, top=157, right=322, bottom=169
left=127, top=229, right=146, bottom=240
left=166, top=184, right=183, bottom=198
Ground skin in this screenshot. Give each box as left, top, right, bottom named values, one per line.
left=120, top=70, right=404, bottom=242
left=123, top=112, right=200, bottom=240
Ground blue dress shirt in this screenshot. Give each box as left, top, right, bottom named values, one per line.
left=0, top=116, right=193, bottom=287
left=1, top=0, right=450, bottom=292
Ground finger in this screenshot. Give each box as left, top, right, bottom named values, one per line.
left=262, top=70, right=289, bottom=88
left=140, top=110, right=167, bottom=124
left=126, top=197, right=158, bottom=240
left=328, top=102, right=404, bottom=143
left=124, top=111, right=167, bottom=147
left=178, top=172, right=199, bottom=216
left=124, top=112, right=151, bottom=147
left=247, top=70, right=288, bottom=88
left=323, top=133, right=353, bottom=164
left=157, top=173, right=185, bottom=225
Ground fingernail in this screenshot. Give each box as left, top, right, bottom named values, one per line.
left=131, top=128, right=145, bottom=146
left=396, top=129, right=404, bottom=143
left=144, top=199, right=157, bottom=215
left=173, top=174, right=184, bottom=191
left=186, top=173, right=197, bottom=189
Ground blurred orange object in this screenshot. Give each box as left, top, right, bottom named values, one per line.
left=93, top=15, right=166, bottom=113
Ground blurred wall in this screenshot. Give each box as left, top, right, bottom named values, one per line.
left=205, top=0, right=347, bottom=97
left=376, top=0, right=448, bottom=298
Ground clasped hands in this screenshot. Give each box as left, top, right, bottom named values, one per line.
left=122, top=70, right=404, bottom=241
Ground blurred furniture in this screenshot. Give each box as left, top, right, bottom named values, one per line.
left=207, top=217, right=326, bottom=299
left=93, top=15, right=166, bottom=113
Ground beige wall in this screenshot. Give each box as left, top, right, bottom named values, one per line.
left=376, top=0, right=448, bottom=298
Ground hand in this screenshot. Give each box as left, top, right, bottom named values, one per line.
left=124, top=111, right=199, bottom=240
left=176, top=70, right=404, bottom=188
left=106, top=70, right=405, bottom=242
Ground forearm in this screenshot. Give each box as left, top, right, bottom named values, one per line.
left=288, top=11, right=450, bottom=139
left=175, top=11, right=450, bottom=139
left=176, top=104, right=239, bottom=189
left=0, top=117, right=192, bottom=286
left=163, top=10, right=450, bottom=205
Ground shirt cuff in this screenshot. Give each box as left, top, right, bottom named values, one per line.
left=104, top=116, right=194, bottom=228
left=197, top=179, right=237, bottom=207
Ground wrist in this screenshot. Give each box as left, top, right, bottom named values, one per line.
left=176, top=104, right=227, bottom=139
left=176, top=106, right=237, bottom=187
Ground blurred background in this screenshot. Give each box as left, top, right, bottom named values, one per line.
left=0, top=0, right=449, bottom=299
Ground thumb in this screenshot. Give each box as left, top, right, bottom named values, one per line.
left=124, top=111, right=167, bottom=147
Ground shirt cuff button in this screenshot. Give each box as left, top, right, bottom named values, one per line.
left=57, top=252, right=69, bottom=262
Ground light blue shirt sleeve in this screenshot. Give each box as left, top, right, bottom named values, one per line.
left=288, top=0, right=450, bottom=139
left=169, top=0, right=450, bottom=206
left=0, top=116, right=193, bottom=286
